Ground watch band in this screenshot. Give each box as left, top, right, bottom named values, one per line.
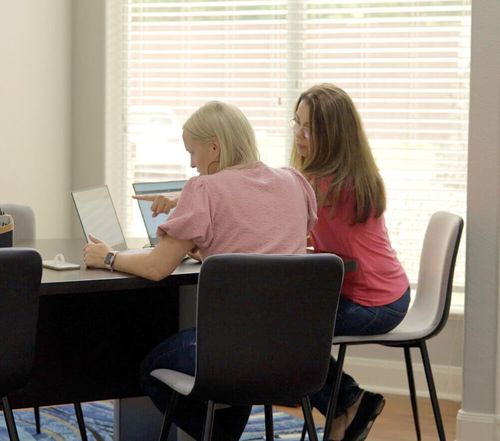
left=104, top=251, right=118, bottom=272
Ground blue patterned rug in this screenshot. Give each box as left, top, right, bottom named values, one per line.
left=0, top=402, right=319, bottom=440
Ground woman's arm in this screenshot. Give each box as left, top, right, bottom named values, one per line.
left=83, top=233, right=194, bottom=281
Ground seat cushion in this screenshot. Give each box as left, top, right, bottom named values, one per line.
left=150, top=369, right=195, bottom=396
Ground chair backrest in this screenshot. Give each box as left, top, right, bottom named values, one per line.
left=401, top=211, right=463, bottom=338
left=0, top=248, right=42, bottom=397
left=0, top=204, right=36, bottom=243
left=191, top=253, right=344, bottom=405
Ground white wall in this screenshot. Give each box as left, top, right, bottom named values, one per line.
left=456, top=0, right=500, bottom=439
left=0, top=1, right=72, bottom=239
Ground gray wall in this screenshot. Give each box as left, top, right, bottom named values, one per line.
left=456, top=0, right=500, bottom=439
left=71, top=0, right=106, bottom=194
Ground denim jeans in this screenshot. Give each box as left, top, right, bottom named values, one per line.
left=140, top=328, right=251, bottom=441
left=310, top=286, right=411, bottom=417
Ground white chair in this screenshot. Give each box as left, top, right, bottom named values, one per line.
left=320, top=211, right=463, bottom=441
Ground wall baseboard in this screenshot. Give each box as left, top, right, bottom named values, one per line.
left=456, top=409, right=500, bottom=441
left=341, top=355, right=462, bottom=402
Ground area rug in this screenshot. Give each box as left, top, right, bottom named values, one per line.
left=0, top=402, right=322, bottom=440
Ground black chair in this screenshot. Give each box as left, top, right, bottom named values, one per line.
left=0, top=248, right=42, bottom=441
left=317, top=211, right=463, bottom=441
left=0, top=203, right=88, bottom=439
left=148, top=253, right=344, bottom=441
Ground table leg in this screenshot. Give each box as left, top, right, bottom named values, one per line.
left=114, top=285, right=198, bottom=441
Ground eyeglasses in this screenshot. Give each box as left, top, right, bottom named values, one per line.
left=289, top=118, right=310, bottom=139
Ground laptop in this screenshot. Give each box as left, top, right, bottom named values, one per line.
left=132, top=180, right=186, bottom=247
left=71, top=185, right=129, bottom=251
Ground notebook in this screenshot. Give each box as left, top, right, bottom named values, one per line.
left=71, top=186, right=129, bottom=251
left=132, top=180, right=186, bottom=247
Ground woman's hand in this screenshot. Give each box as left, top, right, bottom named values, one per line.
left=83, top=234, right=113, bottom=268
left=187, top=246, right=202, bottom=262
left=132, top=194, right=178, bottom=217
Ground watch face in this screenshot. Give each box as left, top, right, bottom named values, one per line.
left=104, top=252, right=114, bottom=265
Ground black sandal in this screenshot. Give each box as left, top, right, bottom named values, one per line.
left=342, top=391, right=385, bottom=441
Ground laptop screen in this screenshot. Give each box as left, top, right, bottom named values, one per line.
left=132, top=180, right=186, bottom=246
left=71, top=186, right=128, bottom=251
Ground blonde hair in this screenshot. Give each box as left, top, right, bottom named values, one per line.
left=183, top=101, right=260, bottom=171
left=291, top=83, right=385, bottom=223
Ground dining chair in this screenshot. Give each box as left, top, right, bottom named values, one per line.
left=0, top=203, right=36, bottom=242
left=149, top=253, right=344, bottom=441
left=0, top=203, right=88, bottom=440
left=317, top=211, right=463, bottom=441
left=0, top=248, right=42, bottom=441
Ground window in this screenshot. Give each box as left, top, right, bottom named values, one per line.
left=106, top=0, right=470, bottom=298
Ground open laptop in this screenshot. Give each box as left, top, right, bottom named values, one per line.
left=71, top=185, right=129, bottom=251
left=132, top=180, right=186, bottom=247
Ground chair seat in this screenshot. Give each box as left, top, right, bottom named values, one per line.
left=332, top=321, right=436, bottom=345
left=151, top=369, right=195, bottom=396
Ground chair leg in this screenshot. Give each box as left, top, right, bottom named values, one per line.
left=2, top=397, right=20, bottom=441
left=34, top=405, right=41, bottom=434
left=419, top=341, right=446, bottom=441
left=300, top=423, right=308, bottom=441
left=202, top=400, right=216, bottom=441
left=74, top=402, right=88, bottom=441
left=159, top=391, right=179, bottom=441
left=404, top=346, right=422, bottom=441
left=264, top=404, right=274, bottom=441
left=301, top=396, right=319, bottom=441
left=322, top=344, right=347, bottom=441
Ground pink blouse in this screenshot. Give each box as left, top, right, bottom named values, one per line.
left=158, top=162, right=317, bottom=259
left=310, top=179, right=409, bottom=307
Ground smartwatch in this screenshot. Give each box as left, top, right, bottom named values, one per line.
left=104, top=251, right=118, bottom=272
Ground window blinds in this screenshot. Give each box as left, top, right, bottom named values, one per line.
left=107, top=0, right=470, bottom=293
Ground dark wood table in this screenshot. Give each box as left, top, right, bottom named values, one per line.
left=11, top=239, right=201, bottom=409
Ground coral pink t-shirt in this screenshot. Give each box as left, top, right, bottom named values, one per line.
left=158, top=162, right=317, bottom=259
left=309, top=179, right=409, bottom=307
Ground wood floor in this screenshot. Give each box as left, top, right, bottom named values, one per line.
left=276, top=394, right=460, bottom=441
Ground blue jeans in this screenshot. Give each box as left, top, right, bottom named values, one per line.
left=140, top=328, right=251, bottom=441
left=310, top=287, right=411, bottom=416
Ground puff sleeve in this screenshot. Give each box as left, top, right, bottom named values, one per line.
left=157, top=177, right=214, bottom=249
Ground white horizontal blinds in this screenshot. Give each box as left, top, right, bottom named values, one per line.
left=117, top=0, right=469, bottom=290
left=126, top=0, right=292, bottom=162
left=303, top=0, right=470, bottom=289
left=122, top=0, right=293, bottom=236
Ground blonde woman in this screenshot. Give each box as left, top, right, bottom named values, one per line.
left=291, top=84, right=410, bottom=441
left=84, top=101, right=317, bottom=440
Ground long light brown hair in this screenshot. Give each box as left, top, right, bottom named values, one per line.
left=290, top=84, right=385, bottom=223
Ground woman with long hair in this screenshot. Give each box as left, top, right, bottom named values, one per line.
left=291, top=84, right=410, bottom=441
